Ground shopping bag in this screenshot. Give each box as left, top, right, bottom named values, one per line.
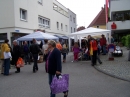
left=4, top=52, right=12, bottom=59
left=50, top=74, right=69, bottom=94
left=16, top=57, right=24, bottom=68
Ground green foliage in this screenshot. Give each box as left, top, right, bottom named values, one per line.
left=126, top=35, right=130, bottom=48
left=121, top=34, right=130, bottom=47
left=121, top=36, right=126, bottom=46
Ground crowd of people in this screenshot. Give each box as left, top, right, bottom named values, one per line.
left=0, top=35, right=108, bottom=97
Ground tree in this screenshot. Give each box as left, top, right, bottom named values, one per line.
left=77, top=26, right=85, bottom=31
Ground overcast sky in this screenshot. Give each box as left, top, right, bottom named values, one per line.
left=57, top=0, right=105, bottom=28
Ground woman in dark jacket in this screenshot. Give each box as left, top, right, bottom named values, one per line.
left=45, top=40, right=68, bottom=97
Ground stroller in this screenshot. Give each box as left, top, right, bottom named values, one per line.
left=113, top=46, right=123, bottom=56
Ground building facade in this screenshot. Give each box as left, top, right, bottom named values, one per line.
left=88, top=6, right=106, bottom=29
left=107, top=0, right=130, bottom=42
left=0, top=0, right=77, bottom=44
left=68, top=9, right=77, bottom=33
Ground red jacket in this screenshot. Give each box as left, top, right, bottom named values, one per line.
left=100, top=38, right=106, bottom=46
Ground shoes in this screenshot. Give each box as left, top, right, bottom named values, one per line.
left=15, top=71, right=20, bottom=73
left=100, top=62, right=102, bottom=64
left=1, top=73, right=4, bottom=75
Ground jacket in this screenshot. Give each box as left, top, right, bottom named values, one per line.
left=0, top=43, right=10, bottom=59
left=12, top=45, right=21, bottom=59
left=56, top=43, right=62, bottom=50
left=46, top=48, right=62, bottom=75
left=100, top=38, right=106, bottom=46
left=30, top=43, right=40, bottom=54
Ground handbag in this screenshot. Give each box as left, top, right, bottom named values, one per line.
left=50, top=74, right=69, bottom=94
left=16, top=57, right=24, bottom=68
left=4, top=52, right=12, bottom=59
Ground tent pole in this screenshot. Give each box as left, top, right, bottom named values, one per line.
left=79, top=36, right=81, bottom=49
left=69, top=37, right=71, bottom=51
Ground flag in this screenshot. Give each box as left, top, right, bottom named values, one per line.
left=106, top=0, right=109, bottom=23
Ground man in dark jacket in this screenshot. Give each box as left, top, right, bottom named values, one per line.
left=12, top=40, right=21, bottom=73
left=30, top=39, right=40, bottom=73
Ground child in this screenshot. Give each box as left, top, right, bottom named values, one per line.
left=72, top=42, right=80, bottom=62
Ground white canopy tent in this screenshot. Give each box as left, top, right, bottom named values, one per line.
left=17, top=31, right=58, bottom=41
left=68, top=27, right=111, bottom=50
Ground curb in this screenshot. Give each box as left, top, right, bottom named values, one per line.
left=94, top=66, right=130, bottom=82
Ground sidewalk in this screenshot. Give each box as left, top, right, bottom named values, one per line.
left=95, top=47, right=130, bottom=82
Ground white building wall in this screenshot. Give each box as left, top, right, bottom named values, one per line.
left=0, top=0, right=76, bottom=44
left=0, top=0, right=15, bottom=28
left=14, top=0, right=53, bottom=33
left=52, top=0, right=69, bottom=35
left=68, top=9, right=77, bottom=33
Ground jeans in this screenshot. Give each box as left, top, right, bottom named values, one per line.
left=62, top=53, right=66, bottom=60
left=84, top=53, right=88, bottom=60
left=4, top=58, right=10, bottom=75
left=103, top=45, right=106, bottom=54
left=24, top=53, right=30, bottom=64
left=32, top=54, right=38, bottom=72
left=48, top=74, right=55, bottom=97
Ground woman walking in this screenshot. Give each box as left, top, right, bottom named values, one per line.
left=45, top=40, right=68, bottom=97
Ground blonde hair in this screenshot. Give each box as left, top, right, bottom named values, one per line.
left=48, top=40, right=56, bottom=47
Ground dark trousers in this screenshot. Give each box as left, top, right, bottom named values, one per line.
left=92, top=50, right=97, bottom=65
left=24, top=53, right=30, bottom=64
left=62, top=53, right=66, bottom=60
left=32, top=54, right=38, bottom=72
left=48, top=74, right=55, bottom=97
left=84, top=53, right=88, bottom=60
left=4, top=58, right=10, bottom=75
left=97, top=55, right=102, bottom=64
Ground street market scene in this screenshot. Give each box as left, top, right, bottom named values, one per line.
left=0, top=0, right=130, bottom=97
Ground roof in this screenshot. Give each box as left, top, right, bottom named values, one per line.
left=88, top=6, right=106, bottom=27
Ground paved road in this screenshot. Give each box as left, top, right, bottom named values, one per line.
left=0, top=54, right=130, bottom=97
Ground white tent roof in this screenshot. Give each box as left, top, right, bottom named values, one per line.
left=68, top=27, right=111, bottom=37
left=17, top=31, right=58, bottom=41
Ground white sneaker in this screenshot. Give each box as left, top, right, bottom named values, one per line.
left=71, top=61, right=74, bottom=62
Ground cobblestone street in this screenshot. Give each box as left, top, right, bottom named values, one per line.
left=95, top=47, right=130, bottom=82
left=0, top=51, right=130, bottom=97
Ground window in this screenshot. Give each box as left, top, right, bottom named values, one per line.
left=70, top=15, right=72, bottom=21
left=71, top=27, right=72, bottom=33
left=38, top=0, right=42, bottom=4
left=57, top=22, right=59, bottom=29
left=112, top=10, right=130, bottom=21
left=73, top=18, right=75, bottom=23
left=38, top=16, right=50, bottom=28
left=61, top=23, right=63, bottom=30
left=20, top=9, right=27, bottom=21
left=74, top=28, right=75, bottom=32
left=53, top=3, right=58, bottom=11
left=65, top=25, right=68, bottom=32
